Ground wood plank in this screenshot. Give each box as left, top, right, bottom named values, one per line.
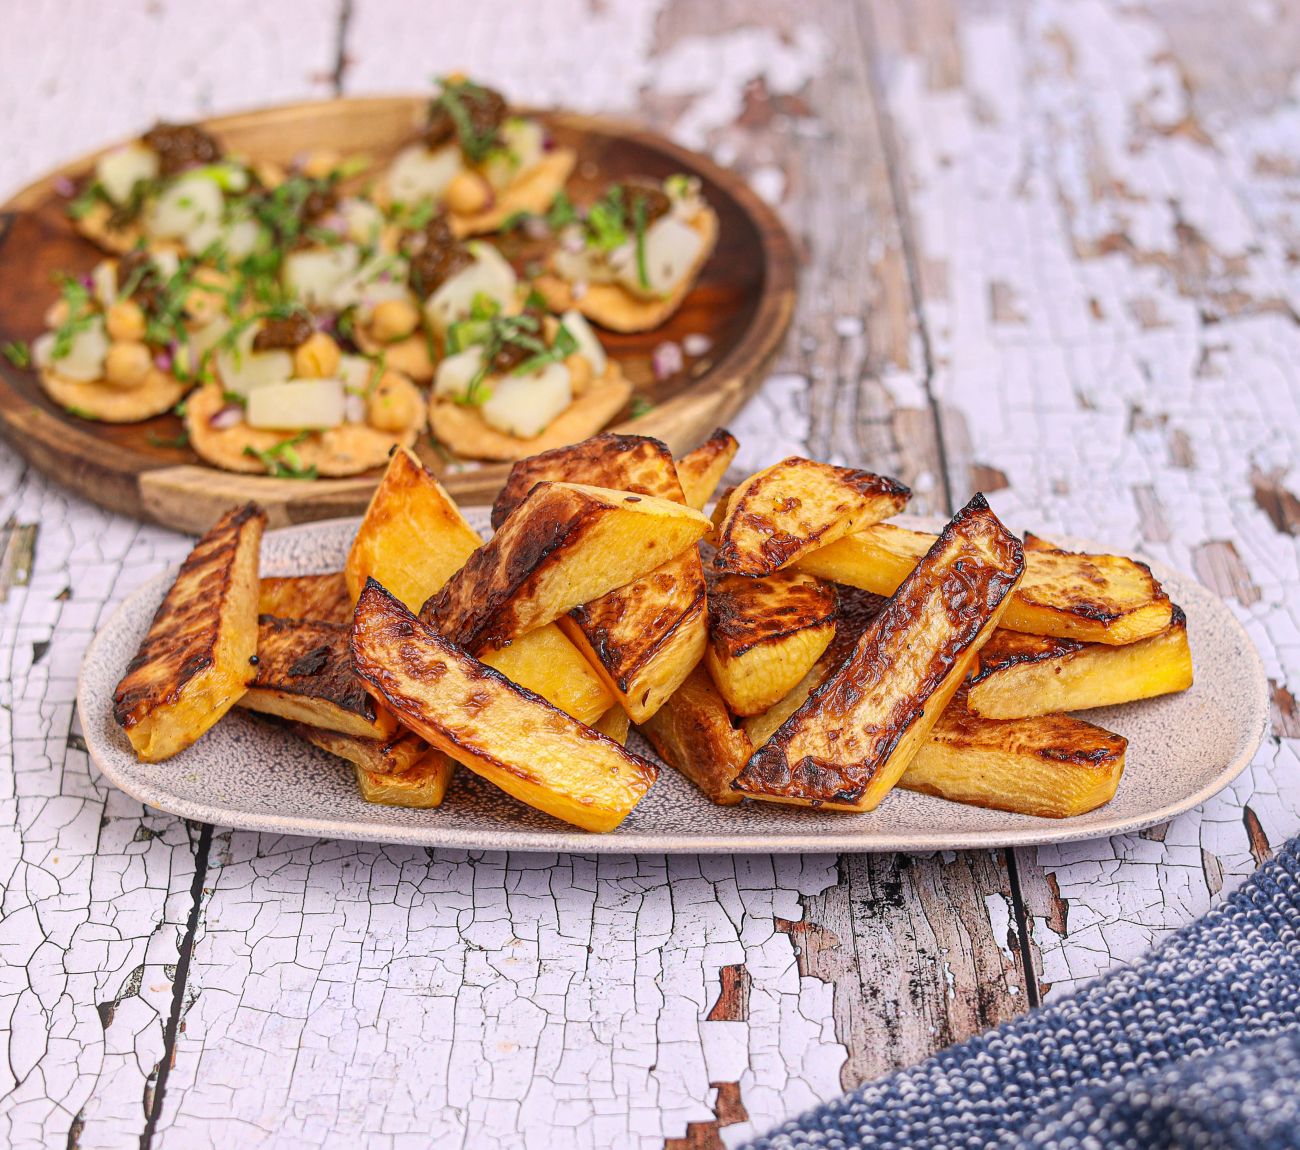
left=865, top=0, right=1300, bottom=999
left=144, top=1, right=1033, bottom=1146
left=0, top=3, right=342, bottom=1145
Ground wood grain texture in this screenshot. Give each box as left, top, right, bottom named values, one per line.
left=865, top=0, right=1300, bottom=997
left=0, top=100, right=794, bottom=534
left=0, top=0, right=1294, bottom=1148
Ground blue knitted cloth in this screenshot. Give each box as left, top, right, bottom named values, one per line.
left=746, top=837, right=1300, bottom=1150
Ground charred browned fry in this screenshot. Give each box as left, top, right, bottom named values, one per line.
left=491, top=433, right=683, bottom=528
left=421, top=481, right=710, bottom=655
left=289, top=723, right=431, bottom=777
left=900, top=695, right=1127, bottom=818
left=257, top=572, right=352, bottom=626
left=966, top=606, right=1193, bottom=719
left=704, top=566, right=838, bottom=716
left=638, top=665, right=750, bottom=805
left=714, top=457, right=910, bottom=577
left=113, top=503, right=264, bottom=762
left=675, top=429, right=739, bottom=511
left=238, top=617, right=397, bottom=740
left=352, top=581, right=657, bottom=833
left=143, top=122, right=223, bottom=175
left=732, top=494, right=1024, bottom=811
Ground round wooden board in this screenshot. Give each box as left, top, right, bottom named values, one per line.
left=0, top=97, right=796, bottom=535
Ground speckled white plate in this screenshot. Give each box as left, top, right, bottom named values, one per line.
left=77, top=513, right=1270, bottom=853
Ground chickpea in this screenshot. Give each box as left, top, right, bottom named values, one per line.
left=182, top=268, right=229, bottom=325
left=44, top=299, right=70, bottom=328
left=444, top=171, right=491, bottom=215
left=564, top=353, right=593, bottom=393
left=367, top=371, right=422, bottom=433
left=293, top=332, right=342, bottom=379
left=104, top=341, right=152, bottom=388
left=105, top=299, right=147, bottom=342
left=300, top=149, right=342, bottom=179
left=370, top=297, right=420, bottom=344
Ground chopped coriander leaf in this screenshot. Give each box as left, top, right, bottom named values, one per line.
left=665, top=173, right=692, bottom=199
left=545, top=191, right=578, bottom=231
left=333, top=155, right=371, bottom=181
left=221, top=389, right=246, bottom=406
left=50, top=276, right=97, bottom=359
left=2, top=341, right=30, bottom=368
left=499, top=210, right=532, bottom=232
left=68, top=181, right=108, bottom=221
left=510, top=321, right=577, bottom=377
left=64, top=404, right=98, bottom=420
left=628, top=396, right=656, bottom=419
left=469, top=292, right=501, bottom=321
left=242, top=430, right=317, bottom=479
left=389, top=199, right=435, bottom=232
left=147, top=430, right=190, bottom=449
left=585, top=186, right=629, bottom=252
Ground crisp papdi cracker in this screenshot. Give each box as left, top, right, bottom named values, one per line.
left=185, top=382, right=422, bottom=477
left=449, top=149, right=577, bottom=238
left=536, top=207, right=719, bottom=333
left=41, top=366, right=187, bottom=423
left=354, top=328, right=435, bottom=382
left=429, top=368, right=632, bottom=461
left=72, top=202, right=142, bottom=255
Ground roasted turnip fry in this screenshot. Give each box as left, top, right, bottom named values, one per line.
left=239, top=617, right=398, bottom=739
left=289, top=723, right=431, bottom=776
left=113, top=503, right=264, bottom=762
left=352, top=752, right=455, bottom=809
left=423, top=481, right=710, bottom=654
left=798, top=522, right=1172, bottom=645
left=493, top=433, right=710, bottom=724
left=967, top=607, right=1193, bottom=719
left=593, top=705, right=631, bottom=745
left=345, top=446, right=611, bottom=721
left=484, top=621, right=613, bottom=725
left=733, top=495, right=1024, bottom=811
left=704, top=567, right=837, bottom=716
left=675, top=429, right=739, bottom=511
left=713, top=457, right=909, bottom=577
left=638, top=666, right=750, bottom=805
left=899, top=697, right=1127, bottom=817
left=258, top=572, right=351, bottom=625
left=345, top=446, right=480, bottom=610
left=490, top=433, right=683, bottom=527
left=352, top=582, right=657, bottom=833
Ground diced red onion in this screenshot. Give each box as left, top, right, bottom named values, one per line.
left=652, top=341, right=683, bottom=380
left=54, top=177, right=76, bottom=197
left=80, top=275, right=94, bottom=290
left=571, top=280, right=589, bottom=301
left=344, top=394, right=367, bottom=424
left=683, top=333, right=713, bottom=357
left=208, top=403, right=243, bottom=430
left=542, top=133, right=556, bottom=152
left=610, top=242, right=633, bottom=265
left=154, top=349, right=173, bottom=371
left=561, top=230, right=585, bottom=254
left=318, top=212, right=347, bottom=236
left=524, top=215, right=551, bottom=241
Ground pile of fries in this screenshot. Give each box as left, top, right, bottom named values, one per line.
left=110, top=431, right=1193, bottom=833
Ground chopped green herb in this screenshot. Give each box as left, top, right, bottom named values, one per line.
left=469, top=292, right=501, bottom=321
left=2, top=341, right=30, bottom=368
left=243, top=430, right=317, bottom=479
left=499, top=209, right=532, bottom=232
left=50, top=276, right=97, bottom=359
left=665, top=173, right=692, bottom=199
left=628, top=395, right=656, bottom=419
left=388, top=199, right=436, bottom=232
left=509, top=321, right=577, bottom=377
left=67, top=181, right=107, bottom=221
left=545, top=191, right=578, bottom=231
left=585, top=185, right=629, bottom=252
left=632, top=195, right=650, bottom=290
left=435, top=78, right=503, bottom=164
left=147, top=430, right=190, bottom=449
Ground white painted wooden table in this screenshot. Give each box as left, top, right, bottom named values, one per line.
left=2, top=1, right=1297, bottom=1146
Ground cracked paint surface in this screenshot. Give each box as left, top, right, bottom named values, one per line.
left=0, top=0, right=1296, bottom=1147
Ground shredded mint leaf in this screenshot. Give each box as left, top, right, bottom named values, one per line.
left=243, top=430, right=317, bottom=479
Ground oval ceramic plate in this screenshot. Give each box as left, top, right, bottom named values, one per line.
left=0, top=98, right=796, bottom=535
left=77, top=513, right=1270, bottom=853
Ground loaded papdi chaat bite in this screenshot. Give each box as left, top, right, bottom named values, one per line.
left=183, top=306, right=424, bottom=478
left=32, top=248, right=219, bottom=422
left=430, top=293, right=629, bottom=461
left=535, top=175, right=718, bottom=332
left=381, top=76, right=575, bottom=236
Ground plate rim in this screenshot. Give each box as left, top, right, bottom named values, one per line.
left=76, top=514, right=1272, bottom=854
left=0, top=95, right=798, bottom=534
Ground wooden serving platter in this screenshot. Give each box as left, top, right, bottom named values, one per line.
left=0, top=97, right=796, bottom=535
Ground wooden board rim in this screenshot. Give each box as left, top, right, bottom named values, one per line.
left=0, top=96, right=798, bottom=535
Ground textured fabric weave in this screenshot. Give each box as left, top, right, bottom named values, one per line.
left=745, top=837, right=1300, bottom=1150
